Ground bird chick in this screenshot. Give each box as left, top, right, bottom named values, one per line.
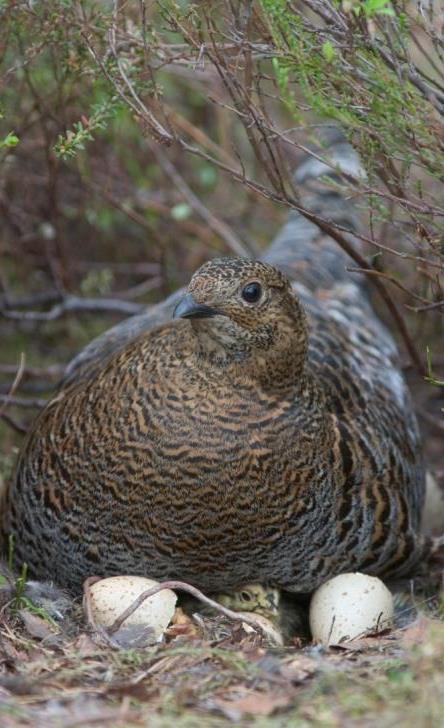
left=215, top=584, right=309, bottom=641
left=216, top=583, right=281, bottom=620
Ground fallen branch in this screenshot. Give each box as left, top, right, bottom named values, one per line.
left=104, top=579, right=279, bottom=643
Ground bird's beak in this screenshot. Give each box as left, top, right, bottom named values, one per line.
left=173, top=292, right=221, bottom=320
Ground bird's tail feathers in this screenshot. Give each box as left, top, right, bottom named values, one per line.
left=262, top=129, right=367, bottom=294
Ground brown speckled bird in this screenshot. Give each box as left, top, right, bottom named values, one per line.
left=1, top=134, right=428, bottom=595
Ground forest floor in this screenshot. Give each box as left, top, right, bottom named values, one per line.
left=0, top=577, right=443, bottom=728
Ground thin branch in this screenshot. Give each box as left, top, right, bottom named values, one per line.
left=0, top=364, right=63, bottom=379
left=0, top=411, right=27, bottom=435
left=347, top=266, right=437, bottom=305
left=105, top=578, right=280, bottom=644
left=0, top=290, right=62, bottom=310
left=0, top=354, right=26, bottom=421
left=116, top=276, right=162, bottom=300
left=85, top=179, right=218, bottom=248
left=408, top=300, right=444, bottom=313
left=0, top=296, right=145, bottom=322
left=293, top=208, right=426, bottom=375
left=0, top=395, right=47, bottom=409
left=81, top=27, right=174, bottom=146
left=179, top=137, right=443, bottom=270
left=147, top=141, right=254, bottom=257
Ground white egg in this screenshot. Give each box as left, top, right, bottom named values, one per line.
left=87, top=576, right=177, bottom=640
left=309, top=572, right=394, bottom=645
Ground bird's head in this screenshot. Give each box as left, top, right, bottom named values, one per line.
left=173, top=258, right=307, bottom=375
left=216, top=583, right=281, bottom=619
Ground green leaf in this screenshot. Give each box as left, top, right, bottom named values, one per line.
left=199, top=166, right=217, bottom=188
left=0, top=131, right=19, bottom=149
left=271, top=56, right=290, bottom=92
left=363, top=0, right=394, bottom=16
left=271, top=57, right=280, bottom=74
left=425, top=346, right=444, bottom=387
left=322, top=41, right=335, bottom=63
left=171, top=202, right=192, bottom=221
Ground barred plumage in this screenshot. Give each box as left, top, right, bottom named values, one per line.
left=0, top=135, right=427, bottom=594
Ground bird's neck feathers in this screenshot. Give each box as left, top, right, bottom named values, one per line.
left=189, top=297, right=309, bottom=392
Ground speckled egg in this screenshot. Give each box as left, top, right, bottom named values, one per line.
left=309, top=572, right=394, bottom=645
left=87, top=575, right=177, bottom=640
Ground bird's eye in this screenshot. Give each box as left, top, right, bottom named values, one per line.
left=241, top=281, right=262, bottom=304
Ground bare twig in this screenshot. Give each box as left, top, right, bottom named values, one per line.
left=408, top=300, right=444, bottom=313
left=347, top=266, right=437, bottom=306
left=0, top=290, right=62, bottom=310
left=0, top=296, right=145, bottom=322
left=297, top=209, right=426, bottom=375
left=0, top=395, right=47, bottom=409
left=81, top=29, right=174, bottom=146
left=418, top=409, right=444, bottom=434
left=0, top=363, right=63, bottom=379
left=147, top=142, right=254, bottom=257
left=106, top=579, right=279, bottom=642
left=0, top=411, right=27, bottom=435
left=0, top=354, right=26, bottom=420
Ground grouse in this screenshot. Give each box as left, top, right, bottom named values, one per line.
left=1, top=135, right=427, bottom=594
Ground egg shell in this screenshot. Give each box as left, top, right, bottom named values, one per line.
left=309, top=572, right=394, bottom=645
left=239, top=613, right=284, bottom=647
left=88, top=576, right=177, bottom=640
